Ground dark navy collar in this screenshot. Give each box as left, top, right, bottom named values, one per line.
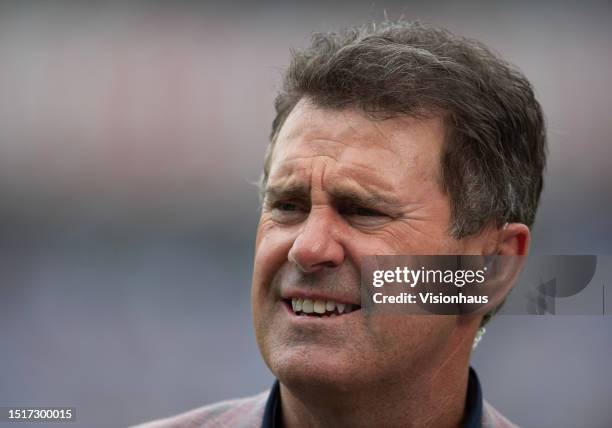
left=261, top=380, right=281, bottom=428
left=262, top=367, right=483, bottom=428
left=463, top=367, right=483, bottom=428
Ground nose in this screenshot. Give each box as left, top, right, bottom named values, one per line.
left=287, top=207, right=345, bottom=273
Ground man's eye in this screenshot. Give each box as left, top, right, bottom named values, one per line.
left=341, top=205, right=391, bottom=228
left=345, top=206, right=385, bottom=217
left=268, top=202, right=308, bottom=224
left=274, top=202, right=299, bottom=212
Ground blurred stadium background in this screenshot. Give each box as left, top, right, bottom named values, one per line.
left=0, top=1, right=610, bottom=427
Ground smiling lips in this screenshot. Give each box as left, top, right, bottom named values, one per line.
left=289, top=297, right=360, bottom=317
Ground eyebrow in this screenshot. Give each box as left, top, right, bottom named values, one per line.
left=263, top=182, right=402, bottom=212
left=263, top=183, right=310, bottom=203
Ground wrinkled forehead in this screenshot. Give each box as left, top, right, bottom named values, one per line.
left=267, top=99, right=446, bottom=190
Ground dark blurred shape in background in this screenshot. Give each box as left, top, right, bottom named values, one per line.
left=0, top=1, right=610, bottom=427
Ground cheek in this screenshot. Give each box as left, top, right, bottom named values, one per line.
left=343, top=228, right=453, bottom=257
left=375, top=223, right=460, bottom=254
left=252, top=219, right=296, bottom=297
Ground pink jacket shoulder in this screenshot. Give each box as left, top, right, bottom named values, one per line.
left=131, top=392, right=518, bottom=428
left=130, top=390, right=269, bottom=428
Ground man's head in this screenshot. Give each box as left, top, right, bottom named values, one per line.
left=251, top=21, right=546, bottom=393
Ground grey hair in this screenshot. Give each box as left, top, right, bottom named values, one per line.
left=262, top=20, right=546, bottom=240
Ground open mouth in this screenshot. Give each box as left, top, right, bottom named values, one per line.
left=284, top=298, right=361, bottom=317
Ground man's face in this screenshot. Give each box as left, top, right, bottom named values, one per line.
left=252, top=99, right=485, bottom=390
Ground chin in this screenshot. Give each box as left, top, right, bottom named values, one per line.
left=268, top=345, right=359, bottom=392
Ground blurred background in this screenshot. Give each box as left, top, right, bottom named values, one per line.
left=0, top=1, right=610, bottom=427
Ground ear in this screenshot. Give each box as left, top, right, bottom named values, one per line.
left=497, top=223, right=530, bottom=256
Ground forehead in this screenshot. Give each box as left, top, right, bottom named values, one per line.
left=272, top=99, right=444, bottom=166
left=268, top=100, right=446, bottom=194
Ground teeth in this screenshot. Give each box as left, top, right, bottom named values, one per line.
left=302, top=299, right=314, bottom=313
left=313, top=300, right=326, bottom=314
left=291, top=298, right=303, bottom=311
left=290, top=297, right=358, bottom=316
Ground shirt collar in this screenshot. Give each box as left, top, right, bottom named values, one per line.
left=262, top=367, right=483, bottom=428
left=261, top=379, right=281, bottom=428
